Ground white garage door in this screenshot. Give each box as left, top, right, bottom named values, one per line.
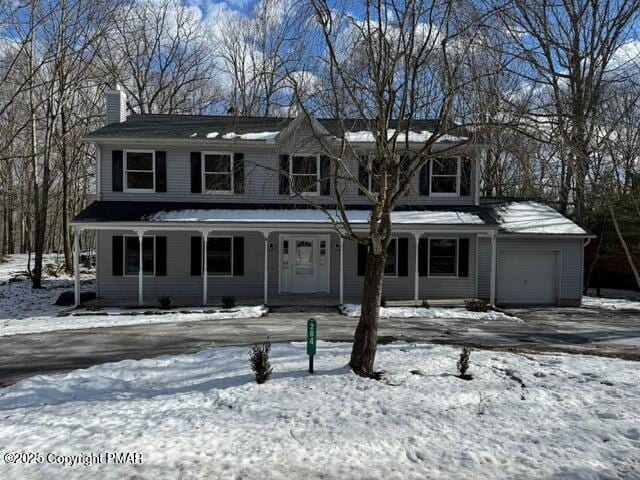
left=497, top=250, right=558, bottom=305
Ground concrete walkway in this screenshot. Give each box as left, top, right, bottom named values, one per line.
left=1, top=306, right=639, bottom=387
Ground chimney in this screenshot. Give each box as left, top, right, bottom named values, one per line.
left=105, top=84, right=127, bottom=125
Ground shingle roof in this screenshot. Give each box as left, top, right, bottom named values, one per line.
left=86, top=113, right=469, bottom=140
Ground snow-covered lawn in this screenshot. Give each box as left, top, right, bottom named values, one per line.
left=582, top=296, right=640, bottom=311
left=0, top=342, right=637, bottom=479
left=0, top=254, right=266, bottom=337
left=341, top=304, right=522, bottom=321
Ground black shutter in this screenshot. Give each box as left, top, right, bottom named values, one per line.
left=155, top=151, right=167, bottom=192
left=112, top=235, right=123, bottom=276
left=357, top=243, right=367, bottom=276
left=458, top=238, right=469, bottom=277
left=233, top=236, right=244, bottom=276
left=397, top=238, right=409, bottom=276
left=156, top=236, right=167, bottom=276
left=418, top=238, right=429, bottom=276
left=358, top=162, right=368, bottom=195
left=279, top=154, right=290, bottom=194
left=419, top=161, right=430, bottom=196
left=320, top=155, right=331, bottom=195
left=112, top=150, right=123, bottom=192
left=400, top=156, right=410, bottom=195
left=191, top=152, right=202, bottom=193
left=233, top=153, right=244, bottom=194
left=460, top=157, right=472, bottom=196
left=190, top=236, right=202, bottom=276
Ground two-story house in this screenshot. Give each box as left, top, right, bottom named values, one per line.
left=71, top=86, right=593, bottom=308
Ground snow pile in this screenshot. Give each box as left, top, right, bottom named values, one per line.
left=0, top=342, right=637, bottom=479
left=1, top=303, right=268, bottom=337
left=221, top=131, right=280, bottom=140
left=582, top=296, right=640, bottom=311
left=341, top=304, right=522, bottom=321
left=205, top=131, right=218, bottom=138
left=147, top=208, right=484, bottom=225
left=344, top=129, right=467, bottom=143
left=495, top=201, right=587, bottom=235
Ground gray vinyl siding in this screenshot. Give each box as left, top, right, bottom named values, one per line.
left=98, top=142, right=477, bottom=206
left=477, top=237, right=584, bottom=302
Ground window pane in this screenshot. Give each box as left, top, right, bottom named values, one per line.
left=127, top=152, right=153, bottom=170
left=384, top=239, right=397, bottom=275
left=207, top=237, right=232, bottom=275
left=292, top=174, right=318, bottom=193
left=127, top=171, right=154, bottom=189
left=292, top=156, right=317, bottom=174
left=431, top=176, right=456, bottom=193
left=125, top=237, right=154, bottom=275
left=205, top=173, right=231, bottom=191
left=432, top=158, right=457, bottom=175
left=430, top=239, right=456, bottom=276
left=205, top=154, right=231, bottom=173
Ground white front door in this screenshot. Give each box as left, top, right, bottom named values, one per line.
left=292, top=237, right=317, bottom=293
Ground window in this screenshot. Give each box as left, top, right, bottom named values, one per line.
left=361, top=155, right=401, bottom=193
left=203, top=153, right=233, bottom=193
left=125, top=236, right=155, bottom=275
left=207, top=237, right=232, bottom=275
left=125, top=151, right=154, bottom=191
left=429, top=238, right=458, bottom=276
left=431, top=157, right=459, bottom=194
left=291, top=155, right=319, bottom=194
left=384, top=238, right=397, bottom=276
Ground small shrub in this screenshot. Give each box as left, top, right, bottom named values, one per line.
left=44, top=262, right=64, bottom=278
left=249, top=341, right=273, bottom=384
left=222, top=296, right=236, bottom=309
left=457, top=346, right=472, bottom=380
left=465, top=298, right=489, bottom=312
left=421, top=299, right=430, bottom=309
left=380, top=295, right=387, bottom=307
left=158, top=296, right=172, bottom=310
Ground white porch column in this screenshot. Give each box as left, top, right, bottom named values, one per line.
left=73, top=227, right=81, bottom=307
left=136, top=229, right=146, bottom=306
left=202, top=231, right=208, bottom=306
left=339, top=236, right=344, bottom=305
left=262, top=231, right=271, bottom=305
left=413, top=232, right=420, bottom=304
left=490, top=232, right=497, bottom=306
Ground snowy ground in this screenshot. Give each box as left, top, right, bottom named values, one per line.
left=0, top=342, right=638, bottom=479
left=582, top=296, right=640, bottom=311
left=341, top=304, right=522, bottom=321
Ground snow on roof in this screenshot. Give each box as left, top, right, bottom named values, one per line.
left=343, top=129, right=467, bottom=143
left=146, top=208, right=485, bottom=225
left=495, top=201, right=587, bottom=235
left=221, top=131, right=280, bottom=140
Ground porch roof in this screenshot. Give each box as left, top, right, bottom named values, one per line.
left=72, top=201, right=496, bottom=229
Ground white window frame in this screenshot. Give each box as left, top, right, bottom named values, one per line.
left=202, top=151, right=234, bottom=194
left=427, top=237, right=459, bottom=278
left=384, top=237, right=398, bottom=278
left=206, top=236, right=234, bottom=277
left=124, top=150, right=155, bottom=193
left=123, top=235, right=156, bottom=277
left=290, top=154, right=320, bottom=196
left=430, top=157, right=460, bottom=196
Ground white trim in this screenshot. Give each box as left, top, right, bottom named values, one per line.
left=474, top=234, right=479, bottom=298
left=96, top=145, right=102, bottom=200
left=123, top=235, right=156, bottom=277
left=339, top=236, right=344, bottom=304
left=124, top=150, right=155, bottom=193
left=427, top=237, right=459, bottom=278
left=205, top=235, right=234, bottom=277
left=202, top=151, right=234, bottom=194
left=73, top=229, right=80, bottom=307
left=290, top=154, right=321, bottom=196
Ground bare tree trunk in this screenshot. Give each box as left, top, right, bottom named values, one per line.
left=609, top=203, right=640, bottom=289
left=350, top=249, right=386, bottom=377
left=583, top=214, right=606, bottom=295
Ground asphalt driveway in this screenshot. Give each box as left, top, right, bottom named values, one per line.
left=1, top=305, right=638, bottom=387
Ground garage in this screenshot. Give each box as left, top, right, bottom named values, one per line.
left=497, top=250, right=559, bottom=305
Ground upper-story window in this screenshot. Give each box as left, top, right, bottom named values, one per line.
left=125, top=151, right=155, bottom=191
left=431, top=157, right=459, bottom=195
left=203, top=152, right=233, bottom=193
left=291, top=155, right=319, bottom=194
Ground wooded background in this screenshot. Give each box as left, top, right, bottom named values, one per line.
left=1, top=0, right=639, bottom=290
